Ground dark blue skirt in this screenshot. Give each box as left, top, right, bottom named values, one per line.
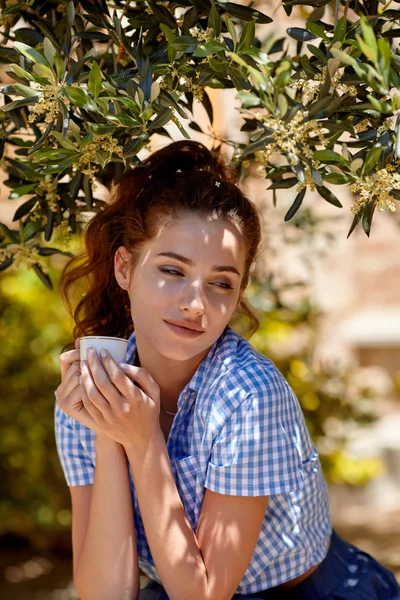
left=140, top=530, right=400, bottom=600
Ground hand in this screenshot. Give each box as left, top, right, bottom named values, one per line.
left=56, top=338, right=102, bottom=434
left=80, top=347, right=161, bottom=449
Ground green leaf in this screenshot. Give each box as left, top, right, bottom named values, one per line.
left=12, top=84, right=38, bottom=98
left=209, top=58, right=230, bottom=72
left=362, top=199, right=375, bottom=237
left=14, top=42, right=50, bottom=67
left=83, top=175, right=93, bottom=210
left=43, top=38, right=56, bottom=67
left=32, top=263, right=53, bottom=290
left=323, top=172, right=353, bottom=184
left=87, top=123, right=116, bottom=136
left=64, top=86, right=92, bottom=108
left=332, top=16, right=347, bottom=43
left=329, top=48, right=359, bottom=69
left=277, top=94, right=288, bottom=118
left=188, top=122, right=204, bottom=133
left=67, top=1, right=75, bottom=27
left=37, top=247, right=74, bottom=258
left=363, top=146, right=384, bottom=173
left=8, top=64, right=35, bottom=81
left=237, top=90, right=260, bottom=107
left=313, top=149, right=348, bottom=164
left=171, top=35, right=198, bottom=52
left=107, top=114, right=140, bottom=127
left=148, top=107, right=173, bottom=130
left=360, top=16, right=378, bottom=62
left=160, top=23, right=175, bottom=43
left=8, top=184, right=37, bottom=200
left=1, top=97, right=38, bottom=112
left=0, top=223, right=19, bottom=243
left=193, top=41, right=227, bottom=57
left=51, top=131, right=77, bottom=150
left=54, top=55, right=65, bottom=83
left=316, top=185, right=343, bottom=208
left=28, top=122, right=54, bottom=154
left=306, top=21, right=329, bottom=41
left=356, top=34, right=377, bottom=63
left=223, top=15, right=237, bottom=48
left=32, top=63, right=55, bottom=83
left=12, top=198, right=38, bottom=221
left=208, top=2, right=221, bottom=37
left=307, top=44, right=327, bottom=64
left=287, top=27, right=316, bottom=42
left=148, top=0, right=178, bottom=30
left=21, top=219, right=43, bottom=242
left=89, top=61, right=102, bottom=99
left=0, top=257, right=14, bottom=271
left=237, top=20, right=255, bottom=53
left=284, top=188, right=306, bottom=221
left=347, top=207, right=364, bottom=238
left=217, top=2, right=272, bottom=24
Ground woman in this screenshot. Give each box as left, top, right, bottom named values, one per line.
left=55, top=140, right=399, bottom=600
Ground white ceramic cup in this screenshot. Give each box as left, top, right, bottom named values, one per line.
left=80, top=336, right=128, bottom=364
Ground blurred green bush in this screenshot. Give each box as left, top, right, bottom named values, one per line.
left=0, top=263, right=73, bottom=550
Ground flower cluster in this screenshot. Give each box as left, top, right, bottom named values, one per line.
left=189, top=26, right=215, bottom=42
left=27, top=82, right=71, bottom=124
left=289, top=68, right=357, bottom=104
left=350, top=163, right=400, bottom=214
left=73, top=133, right=125, bottom=186
left=253, top=110, right=325, bottom=168
left=182, top=77, right=204, bottom=101
left=0, top=240, right=48, bottom=273
left=37, top=176, right=58, bottom=212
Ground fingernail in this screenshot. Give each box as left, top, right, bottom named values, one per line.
left=120, top=362, right=130, bottom=369
left=100, top=349, right=107, bottom=358
left=87, top=347, right=94, bottom=358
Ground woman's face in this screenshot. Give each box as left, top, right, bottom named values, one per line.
left=115, top=213, right=246, bottom=363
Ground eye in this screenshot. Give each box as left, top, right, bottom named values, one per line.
left=158, top=267, right=183, bottom=277
left=212, top=281, right=234, bottom=290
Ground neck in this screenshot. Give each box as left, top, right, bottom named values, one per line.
left=133, top=333, right=208, bottom=413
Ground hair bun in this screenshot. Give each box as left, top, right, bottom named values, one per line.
left=144, top=140, right=237, bottom=184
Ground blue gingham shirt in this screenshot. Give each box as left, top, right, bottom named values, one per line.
left=55, top=325, right=332, bottom=594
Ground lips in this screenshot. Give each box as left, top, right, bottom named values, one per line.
left=164, top=320, right=205, bottom=338
left=164, top=319, right=205, bottom=332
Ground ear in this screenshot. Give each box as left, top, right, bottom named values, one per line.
left=236, top=288, right=244, bottom=308
left=114, top=246, right=132, bottom=291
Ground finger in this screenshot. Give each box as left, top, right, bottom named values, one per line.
left=60, top=348, right=80, bottom=380
left=59, top=362, right=81, bottom=397
left=75, top=338, right=81, bottom=351
left=99, top=350, right=145, bottom=404
left=117, top=360, right=160, bottom=400
left=85, top=348, right=123, bottom=409
left=81, top=359, right=113, bottom=419
left=80, top=381, right=105, bottom=424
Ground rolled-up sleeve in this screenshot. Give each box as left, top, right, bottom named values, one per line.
left=54, top=400, right=95, bottom=487
left=205, top=368, right=305, bottom=496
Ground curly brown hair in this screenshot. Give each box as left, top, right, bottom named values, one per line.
left=60, top=140, right=262, bottom=342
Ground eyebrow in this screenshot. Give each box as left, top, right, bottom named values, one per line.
left=157, top=251, right=242, bottom=277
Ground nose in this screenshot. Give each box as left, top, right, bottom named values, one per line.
left=179, top=281, right=205, bottom=315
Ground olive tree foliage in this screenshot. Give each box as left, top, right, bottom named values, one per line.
left=0, top=0, right=400, bottom=288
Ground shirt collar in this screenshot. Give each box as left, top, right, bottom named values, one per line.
left=125, top=325, right=239, bottom=393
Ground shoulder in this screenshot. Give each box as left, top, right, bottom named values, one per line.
left=214, top=326, right=294, bottom=405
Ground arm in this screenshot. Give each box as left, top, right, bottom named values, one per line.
left=125, top=431, right=268, bottom=600
left=72, top=436, right=140, bottom=600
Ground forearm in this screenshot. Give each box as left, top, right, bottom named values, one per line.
left=125, top=432, right=209, bottom=600
left=74, top=436, right=140, bottom=600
